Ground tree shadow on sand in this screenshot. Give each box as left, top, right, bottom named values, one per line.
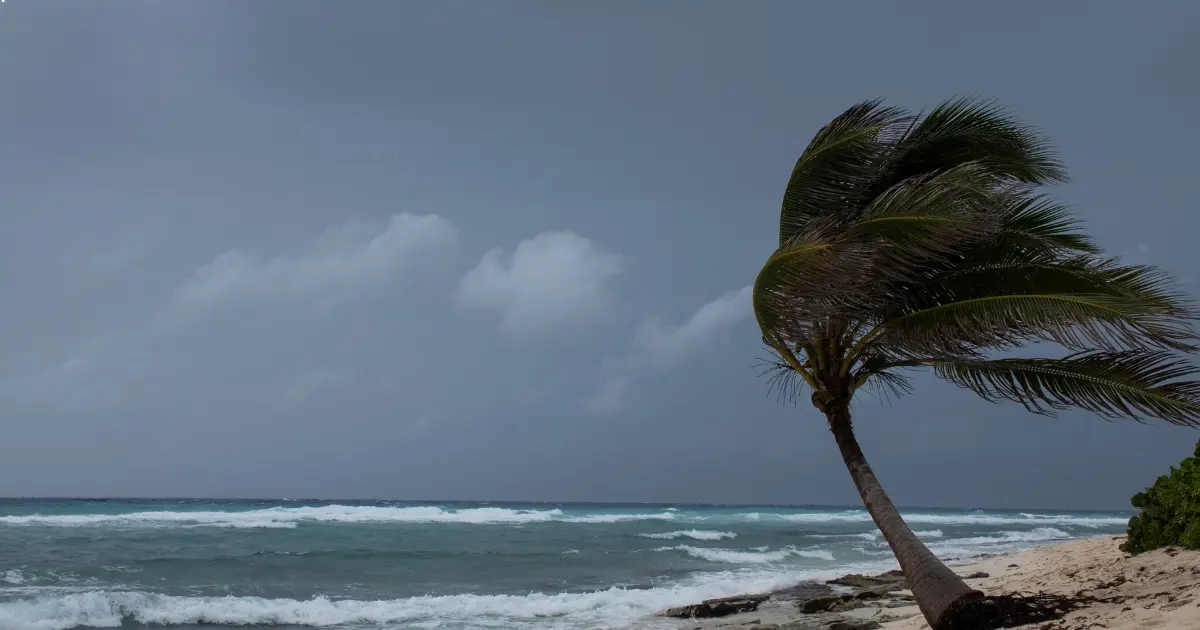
left=948, top=591, right=1095, bottom=629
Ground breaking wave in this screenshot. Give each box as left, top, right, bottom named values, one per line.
left=2, top=570, right=27, bottom=585
left=656, top=545, right=835, bottom=564
left=810, top=529, right=942, bottom=542
left=940, top=527, right=1072, bottom=546
left=746, top=511, right=1127, bottom=528
left=0, top=568, right=870, bottom=630
left=638, top=530, right=737, bottom=541
left=0, top=506, right=676, bottom=529
left=0, top=505, right=1127, bottom=530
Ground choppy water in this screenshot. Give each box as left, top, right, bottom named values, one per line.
left=0, top=500, right=1129, bottom=630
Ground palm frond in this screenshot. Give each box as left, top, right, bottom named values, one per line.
left=875, top=253, right=1197, bottom=356
left=881, top=292, right=1195, bottom=357
left=753, top=234, right=845, bottom=346
left=759, top=163, right=1015, bottom=342
left=995, top=192, right=1097, bottom=254
left=857, top=367, right=914, bottom=401
left=888, top=97, right=1067, bottom=187
left=780, top=100, right=912, bottom=245
left=933, top=255, right=1191, bottom=311
left=756, top=97, right=1200, bottom=432
left=931, top=351, right=1200, bottom=427
left=844, top=162, right=1004, bottom=272
left=758, top=356, right=807, bottom=404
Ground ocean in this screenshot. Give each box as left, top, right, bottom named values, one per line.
left=0, top=500, right=1129, bottom=630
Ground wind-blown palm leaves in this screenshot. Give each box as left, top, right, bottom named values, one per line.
left=755, top=97, right=1200, bottom=427
left=755, top=98, right=1199, bottom=629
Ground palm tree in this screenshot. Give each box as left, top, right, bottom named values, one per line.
left=752, top=98, right=1200, bottom=630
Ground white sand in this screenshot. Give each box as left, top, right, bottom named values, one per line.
left=882, top=536, right=1200, bottom=629
left=681, top=536, right=1200, bottom=629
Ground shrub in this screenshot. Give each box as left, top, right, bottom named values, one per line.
left=1121, top=440, right=1200, bottom=555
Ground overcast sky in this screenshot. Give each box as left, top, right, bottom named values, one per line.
left=1, top=1, right=1197, bottom=510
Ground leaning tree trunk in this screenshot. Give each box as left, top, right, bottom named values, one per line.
left=822, top=404, right=997, bottom=630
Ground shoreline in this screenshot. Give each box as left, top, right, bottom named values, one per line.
left=661, top=536, right=1200, bottom=630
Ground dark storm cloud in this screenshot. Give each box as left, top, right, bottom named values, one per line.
left=1, top=0, right=1198, bottom=509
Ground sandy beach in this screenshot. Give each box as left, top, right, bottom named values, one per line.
left=678, top=536, right=1200, bottom=629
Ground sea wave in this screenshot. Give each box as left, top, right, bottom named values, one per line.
left=744, top=511, right=1127, bottom=527
left=809, top=532, right=879, bottom=541
left=638, top=530, right=737, bottom=541
left=2, top=570, right=26, bottom=585
left=0, top=505, right=1127, bottom=529
left=656, top=545, right=834, bottom=564
left=562, top=512, right=676, bottom=524
left=0, top=567, right=882, bottom=630
left=810, top=529, right=942, bottom=542
left=938, top=527, right=1072, bottom=546
left=0, top=506, right=676, bottom=529
left=918, top=527, right=1079, bottom=561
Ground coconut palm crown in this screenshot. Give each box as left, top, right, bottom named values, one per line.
left=753, top=98, right=1200, bottom=630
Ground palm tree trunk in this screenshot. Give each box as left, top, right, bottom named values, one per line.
left=824, top=405, right=990, bottom=630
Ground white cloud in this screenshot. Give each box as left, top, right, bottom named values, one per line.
left=634, top=286, right=753, bottom=369
left=458, top=231, right=623, bottom=337
left=177, top=213, right=458, bottom=313
left=587, top=286, right=753, bottom=414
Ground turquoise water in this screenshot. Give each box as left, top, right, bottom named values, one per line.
left=0, top=500, right=1129, bottom=629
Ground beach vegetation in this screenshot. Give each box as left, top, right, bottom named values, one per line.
left=1123, top=440, right=1200, bottom=554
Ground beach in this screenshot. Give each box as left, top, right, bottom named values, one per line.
left=678, top=536, right=1200, bottom=629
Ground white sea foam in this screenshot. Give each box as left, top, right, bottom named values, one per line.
left=638, top=530, right=737, bottom=541
left=939, top=527, right=1071, bottom=546
left=0, top=505, right=1126, bottom=530
left=921, top=527, right=1079, bottom=561
left=842, top=528, right=1074, bottom=562
left=0, top=565, right=893, bottom=630
left=757, top=511, right=1126, bottom=527
left=0, top=506, right=676, bottom=529
left=811, top=531, right=881, bottom=542
left=2, top=570, right=26, bottom=585
left=812, top=529, right=940, bottom=542
left=657, top=545, right=834, bottom=564
left=563, top=512, right=676, bottom=524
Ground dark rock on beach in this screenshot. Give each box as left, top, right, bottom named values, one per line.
left=798, top=593, right=857, bottom=613
left=769, top=582, right=835, bottom=602
left=658, top=593, right=771, bottom=618
left=825, top=570, right=906, bottom=589
left=827, top=621, right=882, bottom=630
left=658, top=569, right=920, bottom=627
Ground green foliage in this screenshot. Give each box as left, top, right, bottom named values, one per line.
left=754, top=97, right=1200, bottom=426
left=1122, top=441, right=1200, bottom=555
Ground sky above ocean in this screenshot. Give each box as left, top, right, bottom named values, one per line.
left=0, top=1, right=1198, bottom=508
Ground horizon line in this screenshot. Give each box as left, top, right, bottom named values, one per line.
left=0, top=496, right=1134, bottom=514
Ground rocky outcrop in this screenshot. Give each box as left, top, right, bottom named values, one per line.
left=656, top=569, right=919, bottom=626
left=825, top=570, right=907, bottom=590
left=658, top=593, right=771, bottom=618
left=827, top=621, right=882, bottom=630
left=769, top=583, right=835, bottom=602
